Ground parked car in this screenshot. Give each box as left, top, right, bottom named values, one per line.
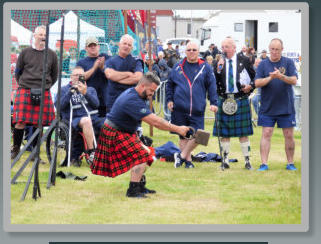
left=162, top=37, right=200, bottom=50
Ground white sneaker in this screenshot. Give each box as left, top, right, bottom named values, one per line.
left=174, top=153, right=183, bottom=168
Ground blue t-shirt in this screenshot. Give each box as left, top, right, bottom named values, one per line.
left=76, top=53, right=110, bottom=107
left=106, top=88, right=151, bottom=134
left=255, top=56, right=298, bottom=116
left=104, top=55, right=143, bottom=113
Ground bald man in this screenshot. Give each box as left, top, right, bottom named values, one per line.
left=166, top=42, right=218, bottom=169
left=213, top=37, right=256, bottom=170
left=12, top=25, right=58, bottom=160
left=104, top=34, right=143, bottom=113
left=255, top=38, right=298, bottom=171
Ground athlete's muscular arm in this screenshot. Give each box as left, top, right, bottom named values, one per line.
left=142, top=113, right=189, bottom=137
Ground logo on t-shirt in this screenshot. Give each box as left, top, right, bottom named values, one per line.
left=140, top=108, right=147, bottom=114
left=279, top=67, right=286, bottom=74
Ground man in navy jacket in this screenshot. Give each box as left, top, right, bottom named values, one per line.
left=59, top=66, right=103, bottom=165
left=166, top=41, right=218, bottom=169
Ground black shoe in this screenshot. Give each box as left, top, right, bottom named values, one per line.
left=223, top=162, right=230, bottom=169
left=140, top=175, right=156, bottom=194
left=11, top=145, right=20, bottom=160
left=141, top=185, right=156, bottom=194
left=126, top=182, right=147, bottom=198
left=185, top=161, right=195, bottom=168
left=245, top=162, right=252, bottom=170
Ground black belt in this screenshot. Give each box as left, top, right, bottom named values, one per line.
left=105, top=119, right=132, bottom=134
left=19, top=87, right=50, bottom=91
left=219, top=93, right=248, bottom=100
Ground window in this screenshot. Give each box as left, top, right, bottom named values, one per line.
left=234, top=23, right=243, bottom=32
left=201, top=28, right=211, bottom=41
left=187, top=23, right=191, bottom=35
left=269, top=22, right=278, bottom=32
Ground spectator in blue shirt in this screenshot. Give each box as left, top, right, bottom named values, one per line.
left=255, top=38, right=298, bottom=171
left=76, top=37, right=110, bottom=117
left=104, top=34, right=143, bottom=113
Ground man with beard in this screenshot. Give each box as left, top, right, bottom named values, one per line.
left=91, top=72, right=190, bottom=198
left=104, top=34, right=143, bottom=113
left=11, top=25, right=58, bottom=161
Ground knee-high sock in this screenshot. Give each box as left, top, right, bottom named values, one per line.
left=240, top=141, right=250, bottom=161
left=221, top=141, right=230, bottom=163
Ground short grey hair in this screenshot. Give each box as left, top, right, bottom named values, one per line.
left=120, top=34, right=134, bottom=44
left=34, top=25, right=46, bottom=34
left=270, top=38, right=284, bottom=48
left=158, top=51, right=164, bottom=58
left=186, top=41, right=200, bottom=50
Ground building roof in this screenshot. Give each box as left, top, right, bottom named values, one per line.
left=156, top=10, right=173, bottom=16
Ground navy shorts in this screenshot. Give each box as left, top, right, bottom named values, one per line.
left=171, top=111, right=204, bottom=139
left=258, top=113, right=296, bottom=128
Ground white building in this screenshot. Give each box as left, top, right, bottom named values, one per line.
left=200, top=10, right=301, bottom=55
left=155, top=10, right=207, bottom=43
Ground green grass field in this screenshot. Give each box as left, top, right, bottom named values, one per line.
left=10, top=115, right=301, bottom=225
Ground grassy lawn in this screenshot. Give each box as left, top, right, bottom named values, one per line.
left=10, top=114, right=301, bottom=225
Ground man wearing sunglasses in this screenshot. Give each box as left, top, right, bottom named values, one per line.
left=166, top=42, right=218, bottom=169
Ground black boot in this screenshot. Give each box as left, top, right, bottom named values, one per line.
left=140, top=175, right=156, bottom=194
left=126, top=182, right=147, bottom=198
left=244, top=156, right=252, bottom=170
left=11, top=128, right=24, bottom=160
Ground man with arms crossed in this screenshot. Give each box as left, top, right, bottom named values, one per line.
left=104, top=34, right=143, bottom=113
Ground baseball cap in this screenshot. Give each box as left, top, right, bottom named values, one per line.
left=86, top=37, right=98, bottom=47
left=262, top=49, right=267, bottom=53
left=167, top=41, right=172, bottom=45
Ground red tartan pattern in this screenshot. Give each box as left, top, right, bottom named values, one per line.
left=91, top=123, right=154, bottom=178
left=12, top=88, right=55, bottom=126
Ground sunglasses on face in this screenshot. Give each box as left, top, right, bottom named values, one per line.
left=186, top=49, right=198, bottom=52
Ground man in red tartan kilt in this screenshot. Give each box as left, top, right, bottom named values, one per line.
left=11, top=25, right=58, bottom=160
left=91, top=72, right=189, bottom=198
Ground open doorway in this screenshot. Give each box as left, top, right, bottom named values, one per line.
left=245, top=20, right=257, bottom=50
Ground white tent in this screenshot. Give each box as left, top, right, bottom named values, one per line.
left=11, top=19, right=32, bottom=46
left=49, top=11, right=105, bottom=50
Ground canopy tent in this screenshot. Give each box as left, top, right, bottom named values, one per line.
left=48, top=11, right=105, bottom=51
left=11, top=19, right=33, bottom=46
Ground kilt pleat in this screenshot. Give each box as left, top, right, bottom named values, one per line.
left=91, top=123, right=154, bottom=178
left=12, top=88, right=55, bottom=126
left=213, top=97, right=253, bottom=137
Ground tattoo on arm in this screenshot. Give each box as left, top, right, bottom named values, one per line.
left=134, top=167, right=141, bottom=175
